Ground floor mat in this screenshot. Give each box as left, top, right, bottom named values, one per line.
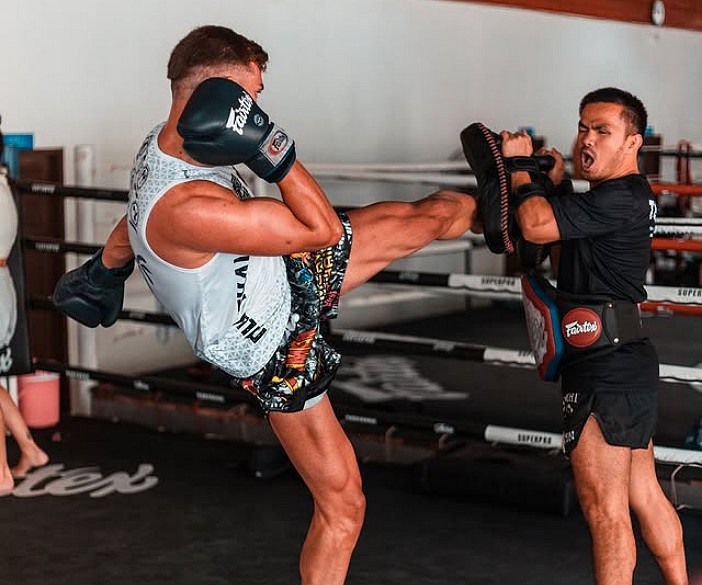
left=2, top=417, right=700, bottom=585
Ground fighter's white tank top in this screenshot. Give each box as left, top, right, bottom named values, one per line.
left=127, top=124, right=291, bottom=377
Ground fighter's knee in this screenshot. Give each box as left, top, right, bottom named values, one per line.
left=427, top=189, right=474, bottom=207
left=421, top=191, right=475, bottom=227
left=324, top=483, right=366, bottom=538
left=338, top=484, right=366, bottom=530
left=579, top=494, right=630, bottom=529
left=629, top=478, right=665, bottom=512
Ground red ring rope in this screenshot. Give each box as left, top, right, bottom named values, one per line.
left=652, top=239, right=702, bottom=253
left=640, top=302, right=702, bottom=317
left=651, top=183, right=702, bottom=196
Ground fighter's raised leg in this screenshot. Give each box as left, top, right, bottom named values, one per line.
left=341, top=190, right=477, bottom=294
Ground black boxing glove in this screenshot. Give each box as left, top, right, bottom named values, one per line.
left=177, top=78, right=296, bottom=183
left=52, top=249, right=134, bottom=328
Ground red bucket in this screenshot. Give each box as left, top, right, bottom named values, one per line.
left=18, top=371, right=60, bottom=428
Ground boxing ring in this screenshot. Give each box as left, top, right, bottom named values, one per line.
left=9, top=155, right=702, bottom=512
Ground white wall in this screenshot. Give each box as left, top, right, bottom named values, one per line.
left=1, top=0, right=701, bottom=398
left=2, top=0, right=701, bottom=183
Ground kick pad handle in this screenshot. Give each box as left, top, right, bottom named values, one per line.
left=503, top=155, right=555, bottom=174
left=534, top=155, right=555, bottom=172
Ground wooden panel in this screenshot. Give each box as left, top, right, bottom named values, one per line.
left=445, top=0, right=702, bottom=32
left=18, top=148, right=69, bottom=410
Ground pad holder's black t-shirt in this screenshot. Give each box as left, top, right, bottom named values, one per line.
left=548, top=174, right=658, bottom=392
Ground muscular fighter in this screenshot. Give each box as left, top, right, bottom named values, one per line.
left=463, top=87, right=688, bottom=585
left=52, top=25, right=478, bottom=584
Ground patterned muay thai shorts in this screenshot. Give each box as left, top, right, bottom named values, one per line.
left=236, top=213, right=352, bottom=414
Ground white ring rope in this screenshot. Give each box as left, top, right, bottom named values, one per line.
left=654, top=225, right=702, bottom=236
left=310, top=168, right=701, bottom=235
left=656, top=217, right=702, bottom=225
left=370, top=272, right=702, bottom=307
left=483, top=426, right=702, bottom=465
left=644, top=284, right=702, bottom=305
left=308, top=162, right=471, bottom=173
left=313, top=170, right=480, bottom=188
left=311, top=169, right=579, bottom=194
left=333, top=328, right=702, bottom=385
left=342, top=289, right=440, bottom=308
left=410, top=240, right=476, bottom=256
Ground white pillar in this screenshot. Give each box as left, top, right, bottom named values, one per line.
left=70, top=145, right=97, bottom=416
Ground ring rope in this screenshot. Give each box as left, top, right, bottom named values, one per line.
left=307, top=162, right=473, bottom=173
left=342, top=408, right=702, bottom=465
left=651, top=184, right=702, bottom=196
left=21, top=237, right=484, bottom=259
left=23, top=247, right=702, bottom=307
left=651, top=239, right=702, bottom=253
left=370, top=271, right=702, bottom=307
left=653, top=225, right=702, bottom=236
left=15, top=181, right=128, bottom=202
left=481, top=426, right=702, bottom=466
left=655, top=217, right=702, bottom=225
left=31, top=358, right=702, bottom=466
left=640, top=147, right=702, bottom=158
left=14, top=178, right=702, bottom=199
left=329, top=328, right=702, bottom=385
left=34, top=359, right=255, bottom=407
left=24, top=238, right=702, bottom=310
left=15, top=181, right=702, bottom=235
left=639, top=303, right=702, bottom=317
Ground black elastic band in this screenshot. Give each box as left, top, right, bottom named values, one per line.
left=512, top=182, right=546, bottom=206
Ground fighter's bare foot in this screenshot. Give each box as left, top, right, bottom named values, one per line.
left=11, top=447, right=49, bottom=479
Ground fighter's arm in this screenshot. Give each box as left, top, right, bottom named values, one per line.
left=500, top=131, right=562, bottom=244
left=161, top=77, right=342, bottom=259
left=52, top=215, right=135, bottom=328
left=102, top=215, right=135, bottom=268
left=148, top=161, right=342, bottom=260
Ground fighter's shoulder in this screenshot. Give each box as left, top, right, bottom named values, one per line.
left=159, top=180, right=241, bottom=212
left=164, top=179, right=237, bottom=203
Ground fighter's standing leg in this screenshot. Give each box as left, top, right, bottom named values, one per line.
left=570, top=417, right=637, bottom=585
left=629, top=442, right=688, bottom=585
left=341, top=190, right=477, bottom=293
left=269, top=396, right=365, bottom=585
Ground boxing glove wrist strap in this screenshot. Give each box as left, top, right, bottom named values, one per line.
left=89, top=250, right=135, bottom=286
left=511, top=182, right=546, bottom=206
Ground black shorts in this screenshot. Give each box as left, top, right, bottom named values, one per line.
left=561, top=340, right=659, bottom=455
left=562, top=389, right=658, bottom=455
left=237, top=213, right=352, bottom=414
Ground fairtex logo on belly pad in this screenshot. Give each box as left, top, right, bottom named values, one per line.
left=226, top=94, right=253, bottom=135
left=562, top=308, right=602, bottom=348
